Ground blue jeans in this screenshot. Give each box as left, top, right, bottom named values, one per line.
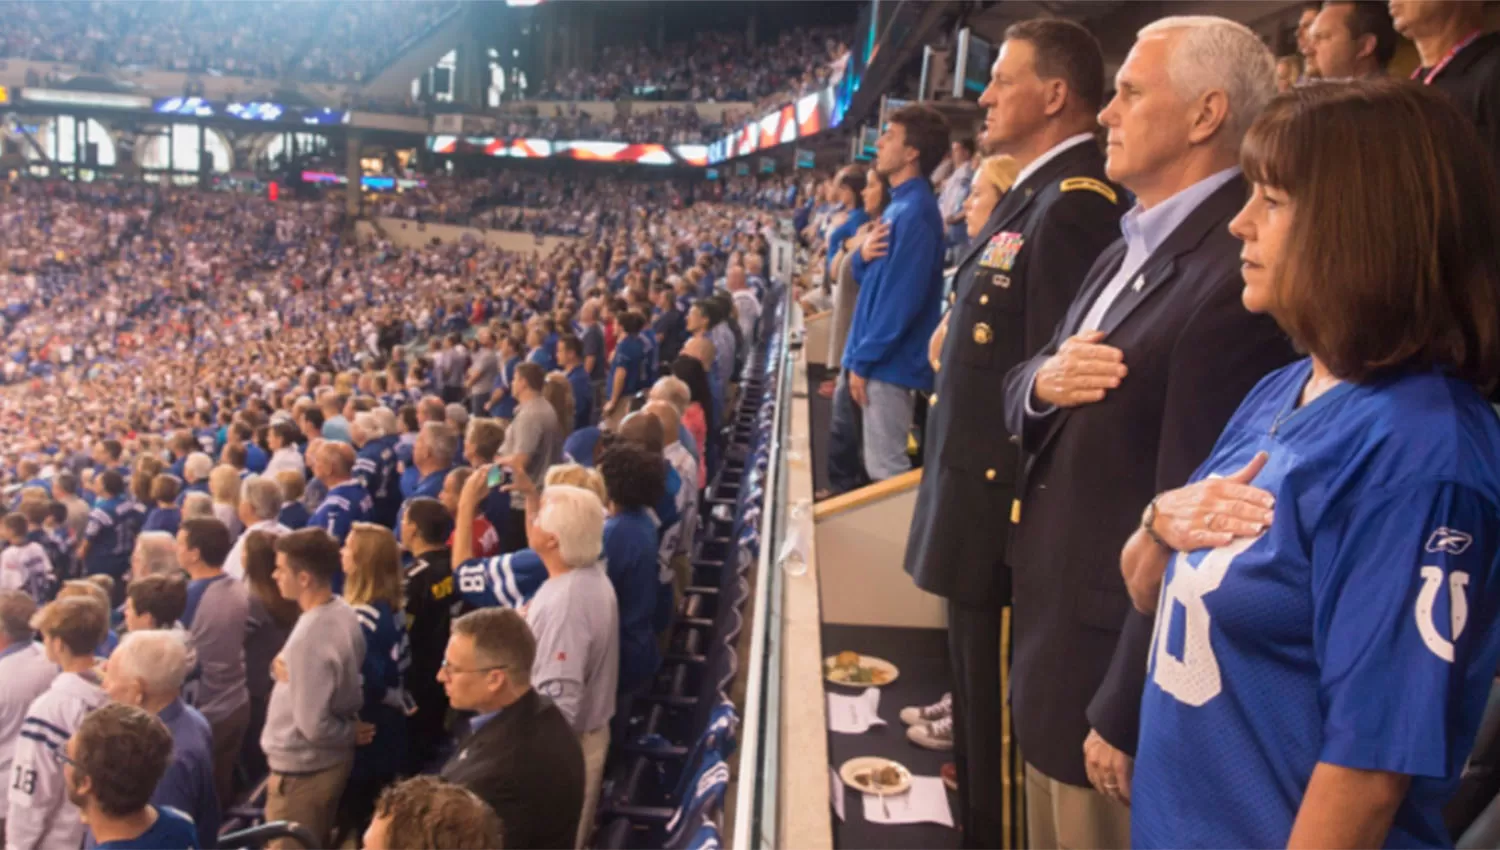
left=862, top=378, right=916, bottom=481
left=827, top=371, right=867, bottom=494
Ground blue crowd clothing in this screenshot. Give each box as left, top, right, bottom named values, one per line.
left=843, top=177, right=946, bottom=393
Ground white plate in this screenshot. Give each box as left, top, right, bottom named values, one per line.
left=839, top=756, right=913, bottom=796
left=823, top=653, right=900, bottom=687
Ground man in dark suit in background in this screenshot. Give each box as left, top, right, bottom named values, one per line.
left=1001, top=17, right=1296, bottom=848
left=439, top=607, right=584, bottom=850
left=901, top=18, right=1127, bottom=850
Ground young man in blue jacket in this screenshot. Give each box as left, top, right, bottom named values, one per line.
left=843, top=104, right=951, bottom=482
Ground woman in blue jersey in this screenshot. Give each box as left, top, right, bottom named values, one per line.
left=335, top=523, right=411, bottom=844
left=1122, top=81, right=1500, bottom=849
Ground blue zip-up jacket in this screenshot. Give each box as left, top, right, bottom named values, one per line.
left=843, top=177, right=946, bottom=392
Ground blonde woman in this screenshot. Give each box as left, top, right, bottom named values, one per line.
left=337, top=523, right=410, bottom=842
left=545, top=463, right=607, bottom=505
left=929, top=154, right=1022, bottom=370
left=208, top=465, right=244, bottom=540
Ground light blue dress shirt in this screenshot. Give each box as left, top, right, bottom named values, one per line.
left=1027, top=167, right=1242, bottom=417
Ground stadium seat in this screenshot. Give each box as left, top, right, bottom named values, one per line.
left=1448, top=677, right=1500, bottom=839
left=216, top=820, right=319, bottom=849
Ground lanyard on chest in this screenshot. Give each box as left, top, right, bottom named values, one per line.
left=1411, top=30, right=1484, bottom=85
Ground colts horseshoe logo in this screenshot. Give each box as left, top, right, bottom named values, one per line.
left=1415, top=566, right=1470, bottom=662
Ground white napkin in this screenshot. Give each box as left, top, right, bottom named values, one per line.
left=861, top=775, right=954, bottom=827
left=827, top=687, right=886, bottom=734
left=829, top=767, right=846, bottom=821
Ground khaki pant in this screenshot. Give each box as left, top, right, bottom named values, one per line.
left=1024, top=762, right=1131, bottom=850
left=576, top=726, right=611, bottom=849
left=265, top=760, right=354, bottom=850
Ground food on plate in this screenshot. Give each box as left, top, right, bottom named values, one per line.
left=853, top=763, right=905, bottom=790
left=825, top=653, right=894, bottom=685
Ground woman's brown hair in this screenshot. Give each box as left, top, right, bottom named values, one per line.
left=243, top=531, right=298, bottom=629
left=131, top=454, right=164, bottom=505
left=543, top=372, right=575, bottom=436
left=1240, top=79, right=1500, bottom=390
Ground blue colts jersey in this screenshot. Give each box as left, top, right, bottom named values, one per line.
left=353, top=599, right=411, bottom=779
left=309, top=481, right=372, bottom=545
left=355, top=435, right=401, bottom=528
left=1133, top=361, right=1500, bottom=849
left=83, top=497, right=144, bottom=578
left=454, top=549, right=547, bottom=611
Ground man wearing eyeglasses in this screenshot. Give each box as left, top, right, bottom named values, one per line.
left=439, top=607, right=585, bottom=850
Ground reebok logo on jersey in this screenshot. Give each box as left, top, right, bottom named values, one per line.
left=1425, top=527, right=1473, bottom=555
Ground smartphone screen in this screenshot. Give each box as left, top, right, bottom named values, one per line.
left=486, top=465, right=504, bottom=489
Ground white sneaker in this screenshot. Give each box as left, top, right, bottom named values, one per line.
left=899, top=692, right=952, bottom=726
left=907, top=715, right=955, bottom=752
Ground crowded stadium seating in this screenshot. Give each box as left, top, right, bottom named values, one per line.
left=1, top=0, right=459, bottom=83
left=593, top=285, right=784, bottom=849
left=536, top=27, right=850, bottom=104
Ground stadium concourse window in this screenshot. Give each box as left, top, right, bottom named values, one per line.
left=26, top=117, right=116, bottom=169
left=264, top=133, right=331, bottom=169
left=139, top=124, right=232, bottom=174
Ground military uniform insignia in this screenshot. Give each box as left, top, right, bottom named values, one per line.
left=992, top=274, right=1011, bottom=289
left=979, top=231, right=1024, bottom=272
left=1060, top=177, right=1119, bottom=205
left=972, top=322, right=993, bottom=345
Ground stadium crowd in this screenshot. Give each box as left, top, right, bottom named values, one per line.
left=0, top=157, right=776, bottom=848
left=370, top=171, right=695, bottom=235
left=536, top=27, right=850, bottom=103
left=7, top=2, right=1500, bottom=850
left=1, top=0, right=455, bottom=83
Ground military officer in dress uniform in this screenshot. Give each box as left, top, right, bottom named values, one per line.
left=901, top=18, right=1128, bottom=849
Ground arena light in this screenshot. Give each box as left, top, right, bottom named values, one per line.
left=154, top=96, right=216, bottom=117
left=25, top=89, right=152, bottom=110
left=225, top=101, right=284, bottom=122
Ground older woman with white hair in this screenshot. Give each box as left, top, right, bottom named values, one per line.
left=131, top=530, right=182, bottom=581
left=222, top=475, right=289, bottom=581
left=102, top=630, right=221, bottom=848
left=181, top=452, right=214, bottom=501
left=181, top=491, right=215, bottom=520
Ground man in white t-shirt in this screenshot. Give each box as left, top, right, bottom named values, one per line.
left=0, top=591, right=59, bottom=840
left=0, top=514, right=52, bottom=602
